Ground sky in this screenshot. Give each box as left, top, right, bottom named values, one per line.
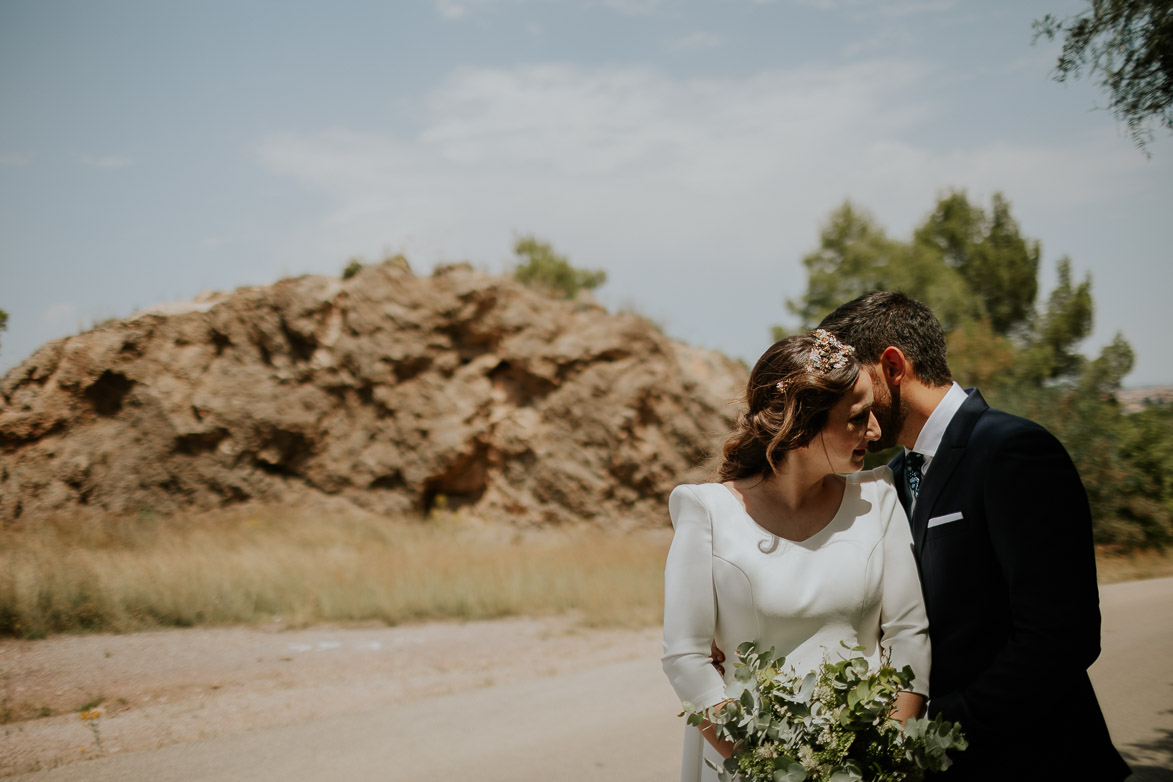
left=2, top=0, right=1171, bottom=386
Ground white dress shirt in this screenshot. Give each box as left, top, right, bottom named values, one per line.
left=910, top=382, right=968, bottom=473
left=907, top=382, right=967, bottom=513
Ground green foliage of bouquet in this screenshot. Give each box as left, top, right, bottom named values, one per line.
left=683, top=642, right=967, bottom=782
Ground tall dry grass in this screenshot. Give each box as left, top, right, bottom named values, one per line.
left=1095, top=545, right=1173, bottom=584
left=0, top=507, right=670, bottom=639
left=3, top=507, right=1167, bottom=641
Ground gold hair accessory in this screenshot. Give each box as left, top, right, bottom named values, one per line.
left=775, top=330, right=855, bottom=395
left=804, top=329, right=855, bottom=372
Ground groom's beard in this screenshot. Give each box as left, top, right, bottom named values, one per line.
left=868, top=383, right=905, bottom=452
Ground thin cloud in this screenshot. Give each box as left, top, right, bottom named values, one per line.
left=80, top=156, right=134, bottom=168
left=871, top=0, right=956, bottom=17
left=433, top=0, right=470, bottom=19
left=258, top=60, right=1148, bottom=228
left=255, top=59, right=1165, bottom=359
left=1002, top=49, right=1056, bottom=76
left=42, top=302, right=76, bottom=327
left=258, top=62, right=841, bottom=274
left=794, top=0, right=956, bottom=18
left=433, top=0, right=665, bottom=20
left=667, top=32, right=726, bottom=52
left=601, top=0, right=663, bottom=14
left=0, top=154, right=33, bottom=166
left=842, top=26, right=916, bottom=58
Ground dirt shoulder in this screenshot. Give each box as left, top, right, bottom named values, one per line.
left=5, top=576, right=1171, bottom=779
left=0, top=616, right=660, bottom=777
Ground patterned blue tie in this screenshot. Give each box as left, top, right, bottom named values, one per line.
left=906, top=451, right=925, bottom=501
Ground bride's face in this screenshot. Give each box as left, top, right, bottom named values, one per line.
left=815, top=370, right=881, bottom=473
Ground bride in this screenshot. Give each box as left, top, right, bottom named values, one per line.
left=662, top=330, right=931, bottom=781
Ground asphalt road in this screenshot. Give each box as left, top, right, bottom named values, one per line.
left=11, top=577, right=1173, bottom=782
left=1088, top=577, right=1173, bottom=781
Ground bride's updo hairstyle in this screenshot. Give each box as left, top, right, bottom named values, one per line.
left=717, top=330, right=860, bottom=481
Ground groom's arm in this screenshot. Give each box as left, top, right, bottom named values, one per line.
left=929, top=424, right=1102, bottom=729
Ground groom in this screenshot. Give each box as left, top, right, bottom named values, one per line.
left=817, top=291, right=1129, bottom=780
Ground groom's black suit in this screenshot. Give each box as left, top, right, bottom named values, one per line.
left=890, top=389, right=1129, bottom=781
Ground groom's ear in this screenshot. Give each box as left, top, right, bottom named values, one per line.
left=878, top=346, right=909, bottom=386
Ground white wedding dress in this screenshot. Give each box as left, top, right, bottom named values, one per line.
left=661, top=467, right=931, bottom=782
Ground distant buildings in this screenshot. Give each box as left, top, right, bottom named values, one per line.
left=1115, top=386, right=1173, bottom=414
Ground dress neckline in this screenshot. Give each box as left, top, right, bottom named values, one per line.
left=717, top=477, right=851, bottom=547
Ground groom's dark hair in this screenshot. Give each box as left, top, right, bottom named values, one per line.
left=817, top=291, right=953, bottom=387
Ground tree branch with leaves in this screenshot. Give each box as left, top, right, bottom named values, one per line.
left=1034, top=0, right=1173, bottom=151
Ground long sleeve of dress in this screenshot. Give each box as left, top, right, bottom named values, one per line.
left=873, top=468, right=932, bottom=697
left=661, top=485, right=728, bottom=710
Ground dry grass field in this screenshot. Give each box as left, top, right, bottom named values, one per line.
left=0, top=506, right=670, bottom=640
left=1, top=506, right=1168, bottom=641
left=1094, top=545, right=1173, bottom=584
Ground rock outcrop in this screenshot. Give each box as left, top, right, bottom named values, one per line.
left=0, top=263, right=746, bottom=526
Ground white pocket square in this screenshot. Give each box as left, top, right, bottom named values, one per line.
left=927, top=511, right=964, bottom=529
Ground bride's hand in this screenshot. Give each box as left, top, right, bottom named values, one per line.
left=888, top=691, right=926, bottom=724
left=698, top=699, right=739, bottom=759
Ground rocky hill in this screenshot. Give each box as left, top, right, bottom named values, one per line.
left=0, top=262, right=746, bottom=526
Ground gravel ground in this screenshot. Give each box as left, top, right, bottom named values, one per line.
left=3, top=577, right=1171, bottom=780
left=0, top=617, right=659, bottom=777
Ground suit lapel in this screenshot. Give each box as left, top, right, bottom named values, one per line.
left=911, top=389, right=989, bottom=554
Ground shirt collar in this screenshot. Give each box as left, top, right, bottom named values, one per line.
left=910, top=382, right=967, bottom=461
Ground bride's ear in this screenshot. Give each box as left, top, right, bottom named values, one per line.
left=879, top=347, right=909, bottom=386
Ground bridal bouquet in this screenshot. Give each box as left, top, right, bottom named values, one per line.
left=683, top=642, right=967, bottom=782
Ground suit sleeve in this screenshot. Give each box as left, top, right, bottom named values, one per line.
left=930, top=427, right=1102, bottom=728
left=874, top=468, right=932, bottom=697
left=661, top=485, right=728, bottom=710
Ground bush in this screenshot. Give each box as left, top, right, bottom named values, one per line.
left=342, top=259, right=363, bottom=280
left=512, top=235, right=606, bottom=299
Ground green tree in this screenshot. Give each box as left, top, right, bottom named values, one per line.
left=1034, top=0, right=1173, bottom=150
left=784, top=203, right=897, bottom=328
left=512, top=235, right=606, bottom=299
left=1115, top=403, right=1173, bottom=545
left=782, top=201, right=973, bottom=339
left=1018, top=258, right=1096, bottom=384
left=916, top=193, right=1041, bottom=337
left=785, top=192, right=1110, bottom=389
left=787, top=192, right=1041, bottom=343
left=783, top=192, right=1165, bottom=546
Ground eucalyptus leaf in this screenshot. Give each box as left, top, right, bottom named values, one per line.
left=773, top=760, right=808, bottom=782
left=678, top=640, right=966, bottom=781
left=829, top=764, right=864, bottom=782
left=798, top=672, right=817, bottom=702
